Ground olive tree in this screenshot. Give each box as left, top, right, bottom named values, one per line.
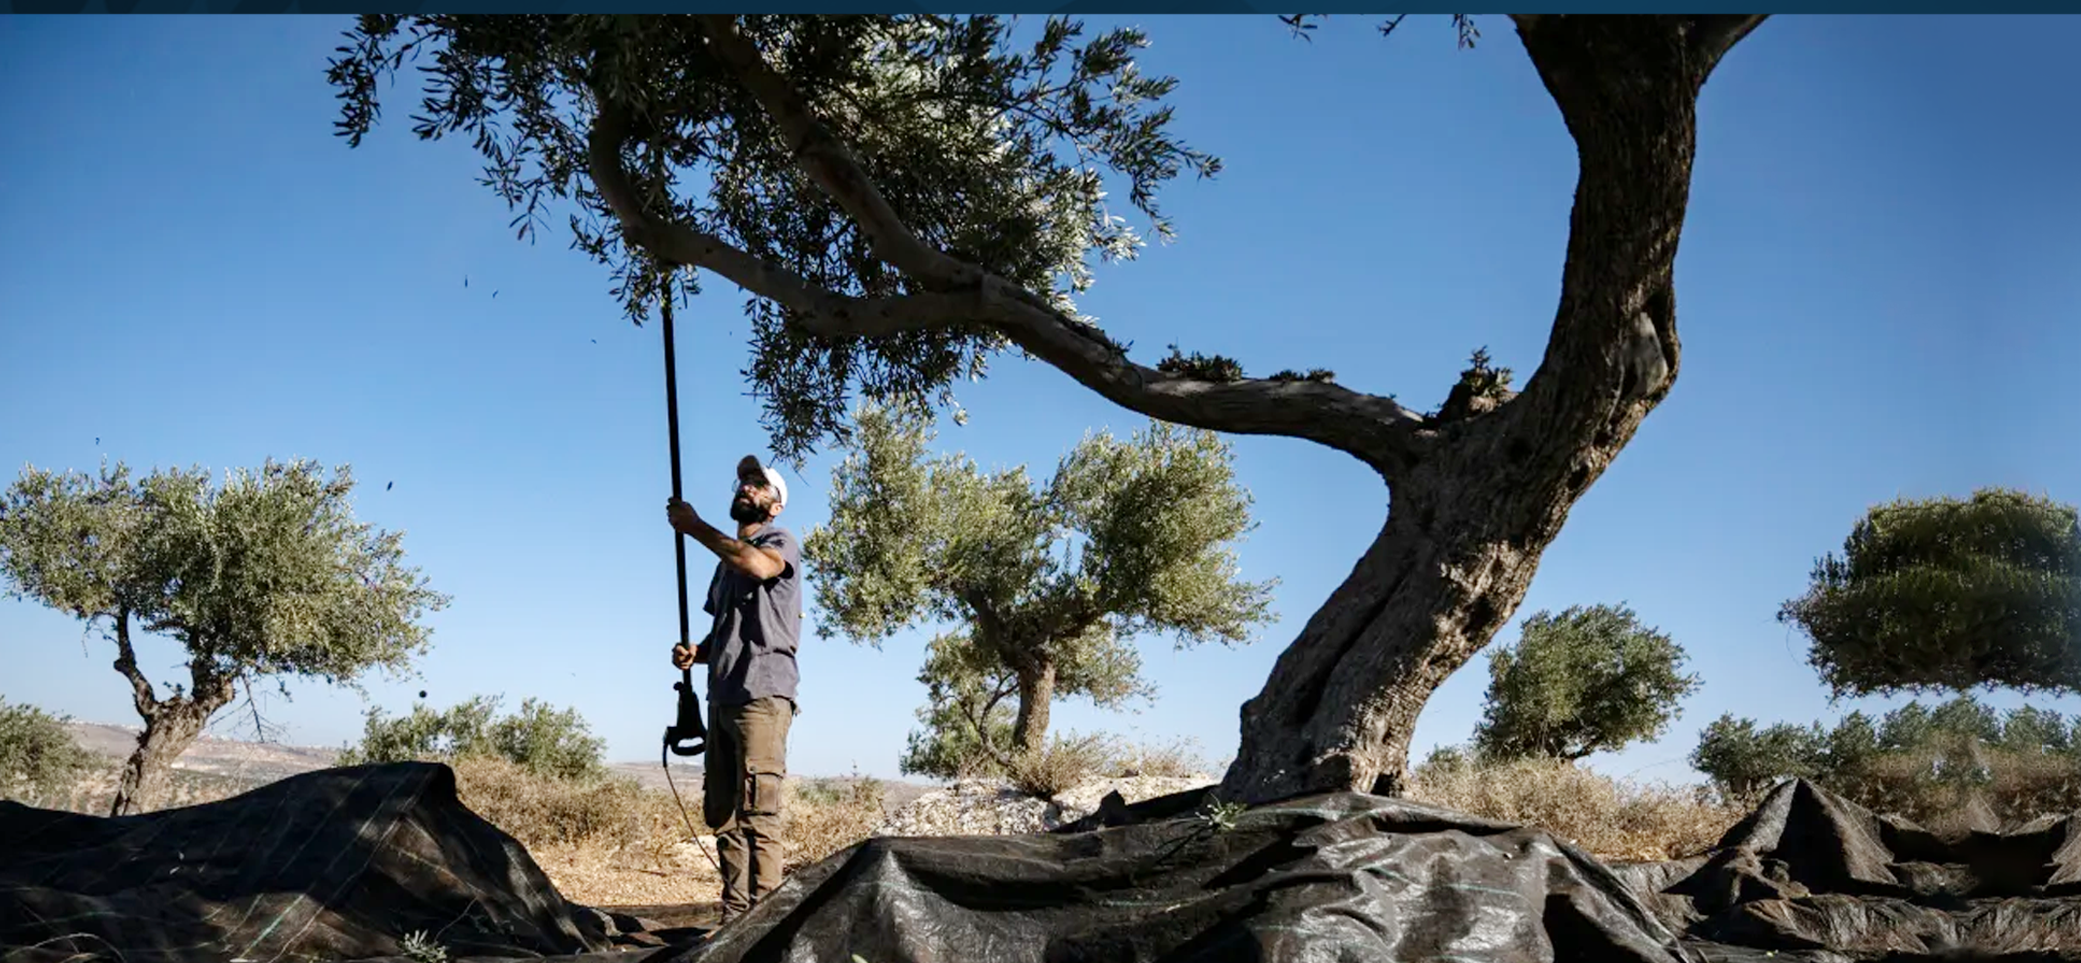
left=327, top=13, right=1766, bottom=801
left=1688, top=714, right=1825, bottom=800
left=1780, top=488, right=2081, bottom=698
left=0, top=460, right=447, bottom=814
left=805, top=405, right=1274, bottom=769
left=1471, top=603, right=1699, bottom=761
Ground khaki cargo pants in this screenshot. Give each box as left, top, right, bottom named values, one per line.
left=704, top=696, right=793, bottom=917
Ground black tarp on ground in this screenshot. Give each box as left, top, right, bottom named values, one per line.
left=0, top=762, right=660, bottom=963
left=1609, top=778, right=2081, bottom=961
left=672, top=789, right=1695, bottom=963
left=8, top=764, right=2080, bottom=962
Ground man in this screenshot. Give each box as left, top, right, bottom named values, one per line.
left=666, top=454, right=802, bottom=923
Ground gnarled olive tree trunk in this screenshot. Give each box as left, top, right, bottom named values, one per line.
left=108, top=614, right=236, bottom=816
left=1217, top=16, right=1763, bottom=804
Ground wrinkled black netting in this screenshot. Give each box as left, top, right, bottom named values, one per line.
left=1613, top=778, right=2081, bottom=962
left=0, top=763, right=657, bottom=963
left=4, top=765, right=2077, bottom=962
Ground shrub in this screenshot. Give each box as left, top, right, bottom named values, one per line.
left=449, top=755, right=647, bottom=848
left=1005, top=731, right=1119, bottom=798
left=340, top=694, right=605, bottom=781
left=0, top=699, right=94, bottom=801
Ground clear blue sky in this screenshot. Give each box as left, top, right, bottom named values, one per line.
left=4, top=15, right=2077, bottom=785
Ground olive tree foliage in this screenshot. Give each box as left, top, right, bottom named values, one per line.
left=1780, top=488, right=2081, bottom=698
left=1471, top=603, right=1700, bottom=762
left=327, top=13, right=1768, bottom=802
left=1689, top=695, right=2081, bottom=801
left=0, top=460, right=447, bottom=814
left=336, top=694, right=607, bottom=782
left=0, top=698, right=95, bottom=802
left=805, top=405, right=1274, bottom=773
left=896, top=630, right=1022, bottom=779
left=328, top=15, right=1214, bottom=464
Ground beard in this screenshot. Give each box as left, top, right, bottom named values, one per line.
left=728, top=496, right=766, bottom=524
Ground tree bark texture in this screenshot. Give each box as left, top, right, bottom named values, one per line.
left=1217, top=16, right=1763, bottom=805
left=109, top=697, right=219, bottom=816
left=1011, top=660, right=1057, bottom=754
left=107, top=613, right=238, bottom=816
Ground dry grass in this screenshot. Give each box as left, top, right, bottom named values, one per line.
left=12, top=758, right=257, bottom=815
left=995, top=732, right=1215, bottom=798
left=1408, top=755, right=1744, bottom=862
left=7, top=753, right=892, bottom=909
left=450, top=759, right=889, bottom=907
left=1108, top=737, right=1213, bottom=780
left=1005, top=732, right=1122, bottom=798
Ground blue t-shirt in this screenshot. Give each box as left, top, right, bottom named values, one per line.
left=701, top=525, right=803, bottom=706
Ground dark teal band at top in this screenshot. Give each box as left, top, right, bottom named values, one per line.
left=10, top=4, right=2075, bottom=16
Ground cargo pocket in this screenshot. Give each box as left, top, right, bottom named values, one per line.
left=745, top=770, right=786, bottom=819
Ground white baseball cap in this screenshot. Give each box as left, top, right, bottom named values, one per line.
left=735, top=455, right=787, bottom=507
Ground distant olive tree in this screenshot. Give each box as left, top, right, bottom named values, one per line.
left=1471, top=604, right=1700, bottom=762
left=0, top=460, right=447, bottom=814
left=1689, top=694, right=2081, bottom=802
left=807, top=406, right=1274, bottom=775
left=1688, top=714, right=1826, bottom=800
left=338, top=694, right=606, bottom=782
left=1780, top=488, right=2081, bottom=698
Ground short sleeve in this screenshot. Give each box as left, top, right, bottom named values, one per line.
left=701, top=565, right=722, bottom=615
left=756, top=528, right=800, bottom=579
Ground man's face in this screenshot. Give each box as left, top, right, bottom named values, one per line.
left=729, top=477, right=778, bottom=523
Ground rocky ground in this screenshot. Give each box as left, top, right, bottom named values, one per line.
left=873, top=773, right=1216, bottom=836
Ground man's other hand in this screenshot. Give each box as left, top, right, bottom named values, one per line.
left=666, top=497, right=701, bottom=536
left=672, top=643, right=708, bottom=669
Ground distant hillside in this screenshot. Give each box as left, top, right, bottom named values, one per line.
left=61, top=722, right=934, bottom=815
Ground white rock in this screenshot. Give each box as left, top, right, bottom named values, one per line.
left=872, top=774, right=1216, bottom=838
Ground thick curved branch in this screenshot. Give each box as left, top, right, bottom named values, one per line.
left=1505, top=15, right=1764, bottom=429
left=110, top=609, right=157, bottom=718
left=587, top=41, right=1432, bottom=475
left=693, top=15, right=977, bottom=289
left=587, top=100, right=986, bottom=338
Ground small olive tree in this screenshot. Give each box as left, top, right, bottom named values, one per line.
left=1780, top=488, right=2081, bottom=698
left=0, top=460, right=447, bottom=814
left=1688, top=714, right=1826, bottom=800
left=806, top=406, right=1274, bottom=773
left=1471, top=603, right=1700, bottom=762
